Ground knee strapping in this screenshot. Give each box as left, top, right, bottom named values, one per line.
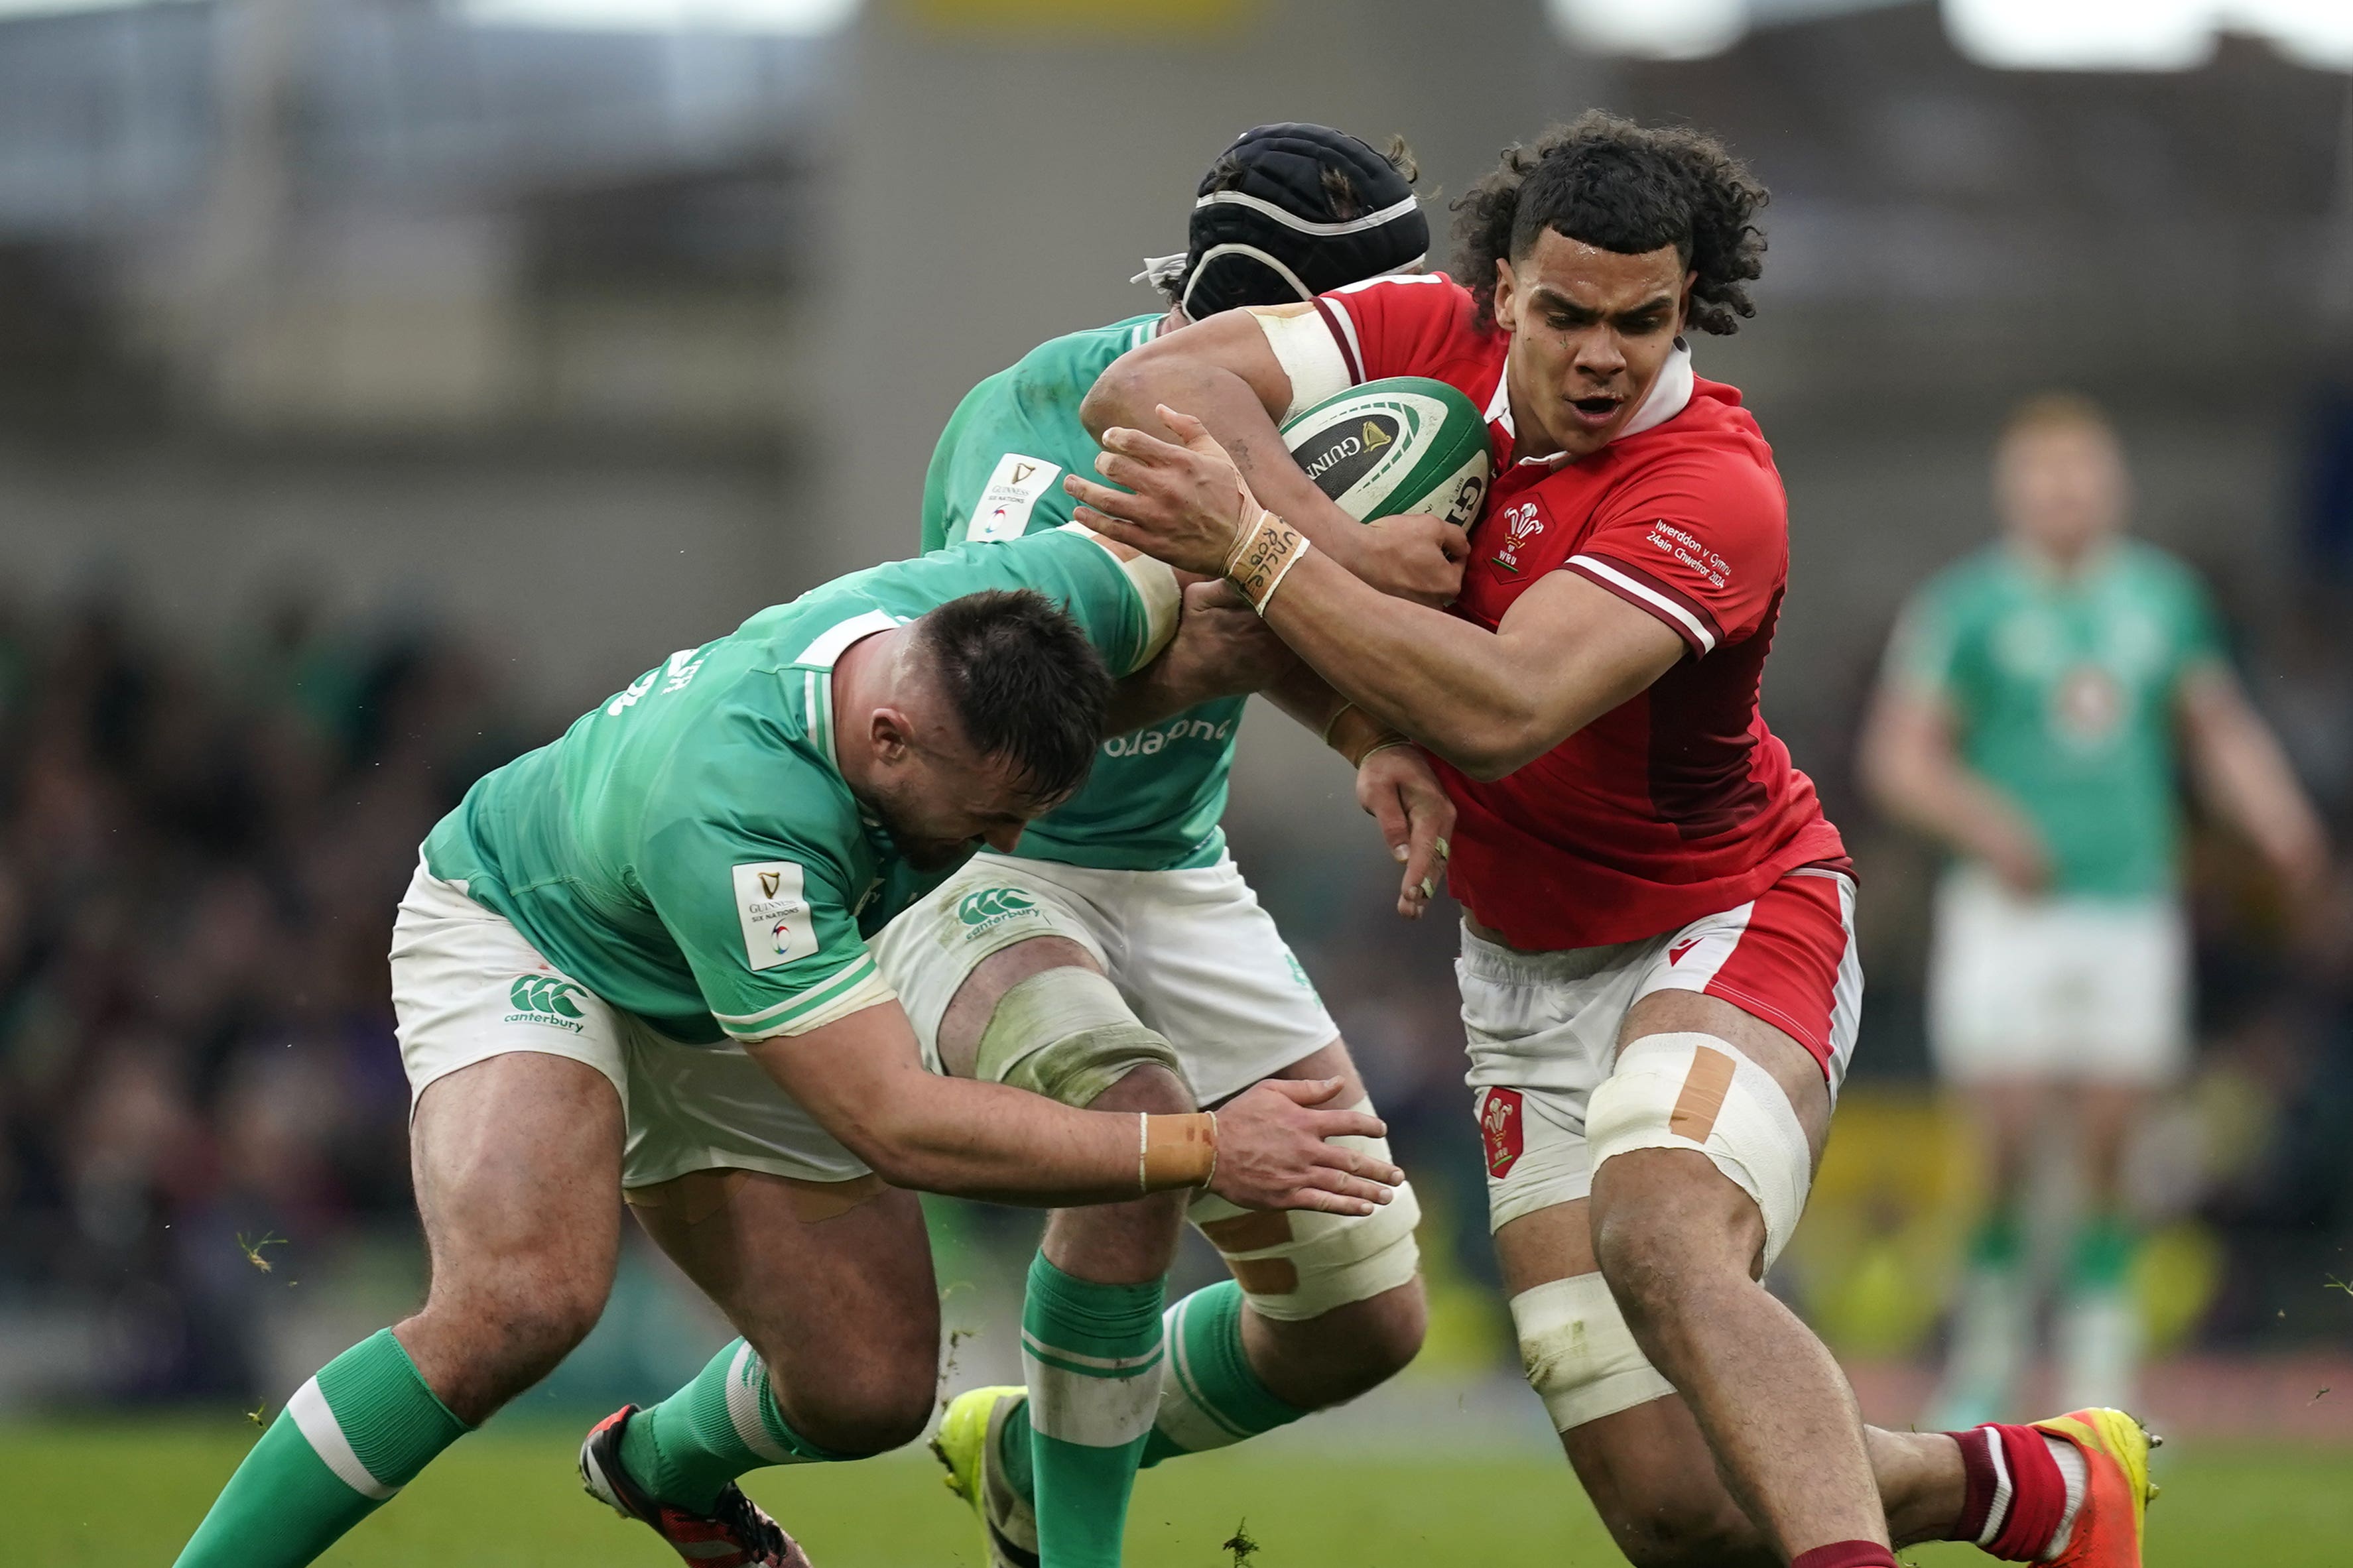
left=1586, top=1032, right=1813, bottom=1270
left=1509, top=1272, right=1675, bottom=1431
left=1185, top=1101, right=1421, bottom=1321
left=974, top=967, right=1186, bottom=1108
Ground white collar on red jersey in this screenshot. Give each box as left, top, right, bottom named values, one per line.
left=1488, top=339, right=1696, bottom=468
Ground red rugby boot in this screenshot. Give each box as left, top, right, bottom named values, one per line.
left=578, top=1404, right=814, bottom=1568
left=2031, top=1407, right=2159, bottom=1567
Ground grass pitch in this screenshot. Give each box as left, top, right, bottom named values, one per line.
left=5, top=1418, right=2348, bottom=1566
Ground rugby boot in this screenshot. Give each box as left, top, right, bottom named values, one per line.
left=579, top=1404, right=814, bottom=1568
left=932, top=1385, right=1039, bottom=1568
left=2033, top=1407, right=2160, bottom=1568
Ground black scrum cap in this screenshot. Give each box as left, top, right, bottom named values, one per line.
left=1135, top=123, right=1427, bottom=318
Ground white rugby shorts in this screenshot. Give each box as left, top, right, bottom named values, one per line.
left=1461, top=866, right=1862, bottom=1231
left=868, top=850, right=1340, bottom=1105
left=389, top=861, right=869, bottom=1189
left=1927, top=869, right=2189, bottom=1087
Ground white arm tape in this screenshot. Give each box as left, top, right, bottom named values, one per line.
left=1509, top=1273, right=1675, bottom=1431
left=1585, top=1032, right=1814, bottom=1271
left=1249, top=306, right=1354, bottom=423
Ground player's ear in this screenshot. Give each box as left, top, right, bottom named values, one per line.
left=1492, top=255, right=1519, bottom=330
left=868, top=705, right=916, bottom=764
left=1678, top=269, right=1697, bottom=333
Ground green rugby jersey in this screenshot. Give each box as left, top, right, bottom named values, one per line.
left=923, top=313, right=1247, bottom=872
left=423, top=527, right=1175, bottom=1046
left=1885, top=539, right=2224, bottom=898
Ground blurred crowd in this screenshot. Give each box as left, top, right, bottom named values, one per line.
left=0, top=593, right=529, bottom=1399
left=2, top=552, right=2350, bottom=1406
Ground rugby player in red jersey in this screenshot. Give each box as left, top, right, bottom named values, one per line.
left=1069, top=114, right=2158, bottom=1568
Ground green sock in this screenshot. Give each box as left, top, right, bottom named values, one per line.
left=174, top=1328, right=469, bottom=1568
left=618, top=1339, right=845, bottom=1513
left=1968, top=1207, right=2024, bottom=1271
left=1139, top=1280, right=1304, bottom=1467
left=2068, top=1215, right=2137, bottom=1294
left=1022, top=1252, right=1166, bottom=1568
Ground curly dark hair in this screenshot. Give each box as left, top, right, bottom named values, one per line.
left=1450, top=111, right=1767, bottom=335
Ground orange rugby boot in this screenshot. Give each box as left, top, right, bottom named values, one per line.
left=2031, top=1407, right=2159, bottom=1568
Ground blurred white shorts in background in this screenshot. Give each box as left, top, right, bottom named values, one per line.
left=1927, top=868, right=2189, bottom=1087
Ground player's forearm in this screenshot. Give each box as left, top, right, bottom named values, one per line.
left=1102, top=660, right=1199, bottom=737
left=1084, top=357, right=1370, bottom=572
left=2183, top=682, right=2328, bottom=878
left=1264, top=660, right=1349, bottom=738
left=1860, top=713, right=2039, bottom=865
left=844, top=1072, right=1196, bottom=1208
left=1257, top=553, right=1590, bottom=779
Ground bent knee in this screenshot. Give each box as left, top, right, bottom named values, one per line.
left=772, top=1362, right=935, bottom=1458
left=1337, top=1278, right=1428, bottom=1383
left=1084, top=1061, right=1194, bottom=1115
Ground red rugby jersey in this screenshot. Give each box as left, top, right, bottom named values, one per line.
left=1309, top=274, right=1847, bottom=949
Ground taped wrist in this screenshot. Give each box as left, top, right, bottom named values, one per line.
left=1142, top=1113, right=1218, bottom=1191
left=1509, top=1272, right=1675, bottom=1431
left=1586, top=1032, right=1814, bottom=1271
left=1224, top=509, right=1310, bottom=615
left=1323, top=703, right=1409, bottom=769
left=1184, top=1101, right=1421, bottom=1321
left=974, top=967, right=1188, bottom=1111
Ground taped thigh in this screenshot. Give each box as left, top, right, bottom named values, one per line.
left=1509, top=1272, right=1675, bottom=1431
left=974, top=966, right=1186, bottom=1109
left=1185, top=1101, right=1420, bottom=1321
left=1585, top=1032, right=1812, bottom=1270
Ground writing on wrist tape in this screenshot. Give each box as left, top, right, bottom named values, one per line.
left=1224, top=509, right=1310, bottom=616
left=1140, top=1111, right=1220, bottom=1192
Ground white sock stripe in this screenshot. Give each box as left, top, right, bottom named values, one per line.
left=1023, top=1345, right=1166, bottom=1448
left=725, top=1342, right=795, bottom=1466
left=2047, top=1435, right=2090, bottom=1557
left=287, top=1377, right=399, bottom=1501
left=1978, top=1428, right=2014, bottom=1547
left=1019, top=1327, right=1167, bottom=1374
left=1155, top=1299, right=1251, bottom=1449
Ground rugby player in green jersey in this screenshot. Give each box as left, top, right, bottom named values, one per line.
left=168, top=525, right=1403, bottom=1568
left=911, top=125, right=1460, bottom=1568
left=1861, top=392, right=2328, bottom=1427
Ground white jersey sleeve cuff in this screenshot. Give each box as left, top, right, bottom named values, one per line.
left=1250, top=306, right=1354, bottom=422
left=1058, top=522, right=1180, bottom=673
left=717, top=952, right=897, bottom=1040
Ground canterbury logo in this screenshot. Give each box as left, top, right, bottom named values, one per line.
left=956, top=887, right=1036, bottom=926
left=509, top=975, right=585, bottom=1019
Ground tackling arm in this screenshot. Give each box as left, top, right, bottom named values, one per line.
left=2175, top=664, right=2330, bottom=894
left=745, top=998, right=1401, bottom=1213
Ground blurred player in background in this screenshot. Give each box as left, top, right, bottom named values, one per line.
left=1078, top=114, right=2164, bottom=1568
left=911, top=123, right=1456, bottom=1568
left=1860, top=392, right=2328, bottom=1427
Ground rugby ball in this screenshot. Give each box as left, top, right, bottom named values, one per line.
left=1280, top=376, right=1492, bottom=527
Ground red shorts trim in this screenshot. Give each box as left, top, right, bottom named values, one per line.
left=1661, top=865, right=1858, bottom=1078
